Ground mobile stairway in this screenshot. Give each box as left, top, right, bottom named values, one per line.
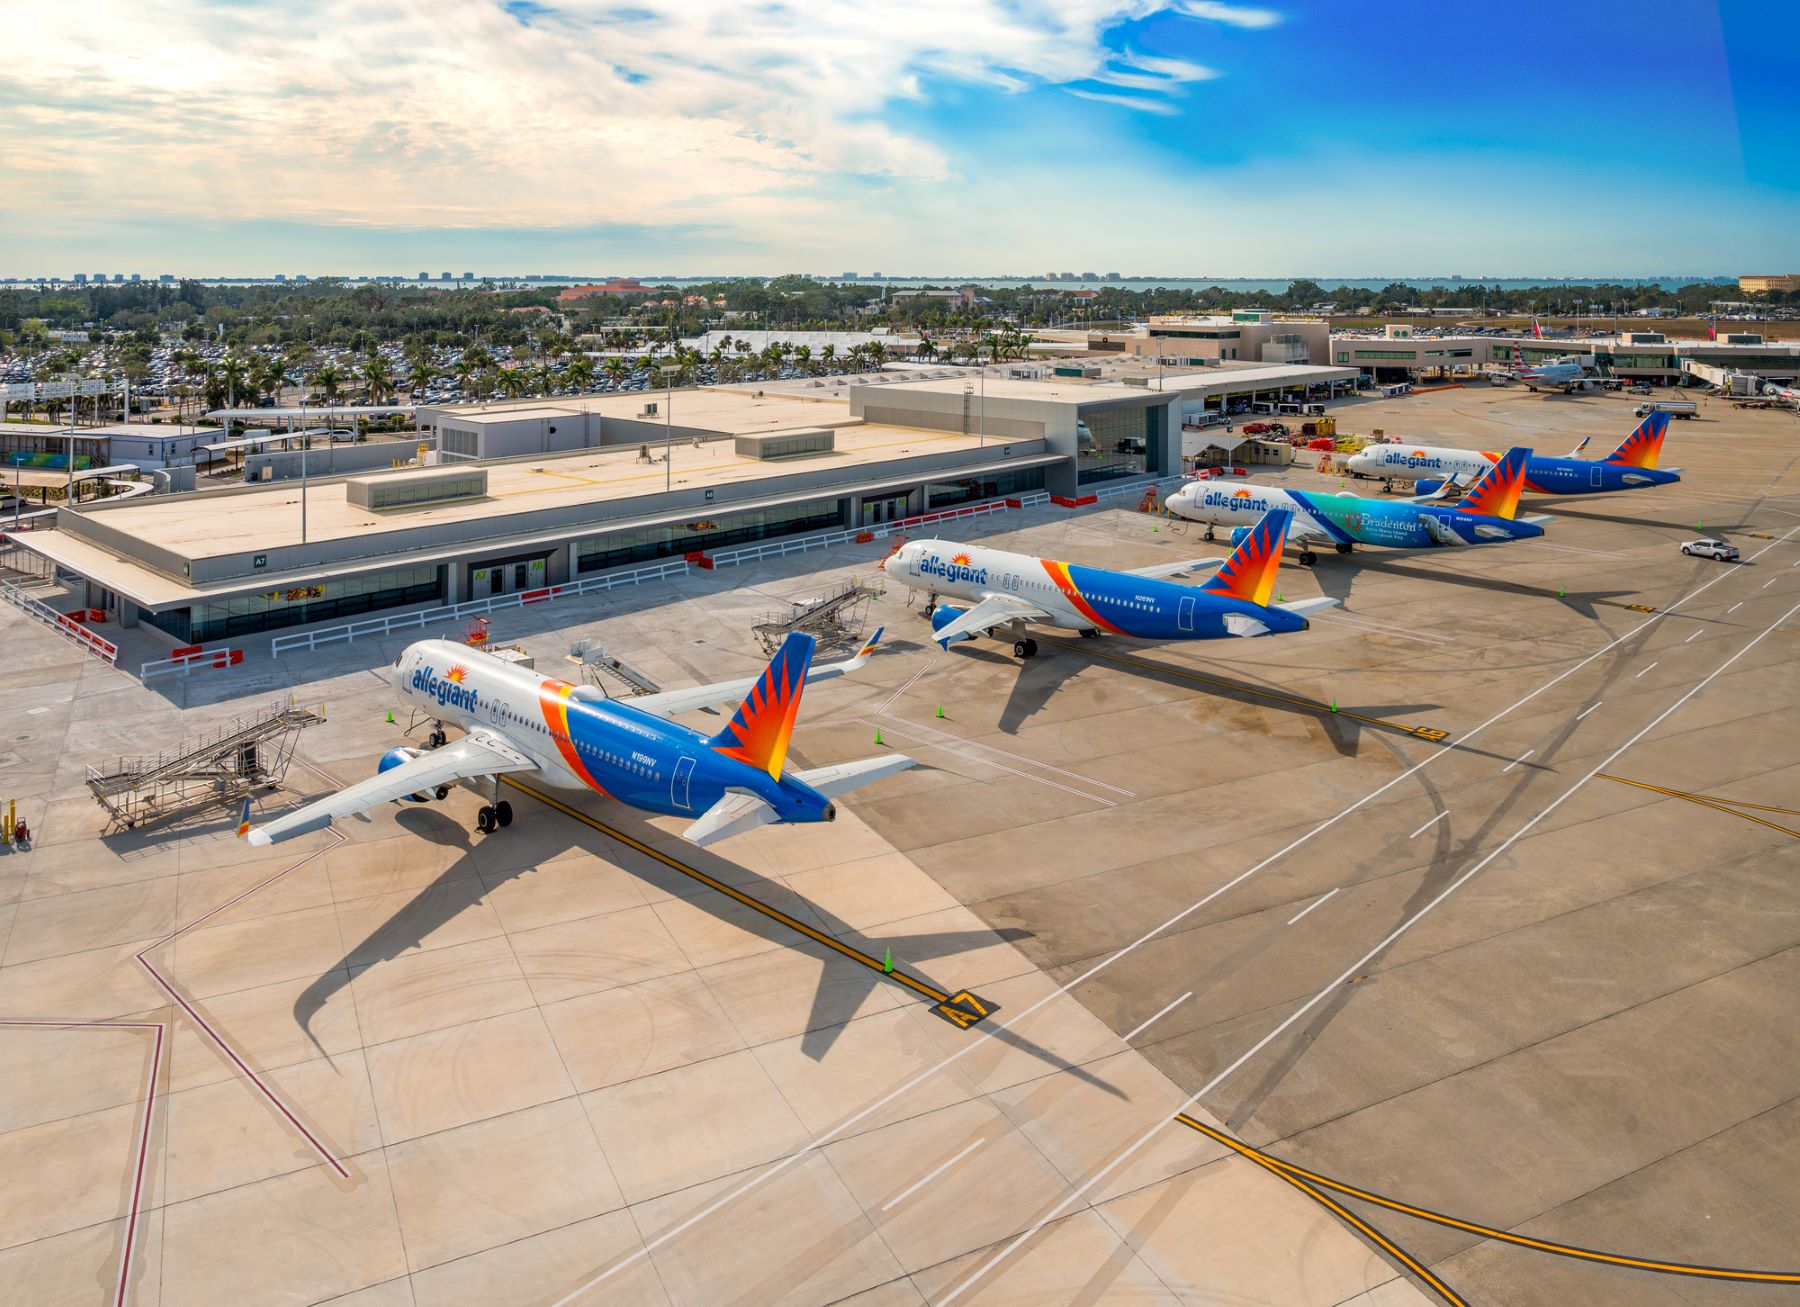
left=87, top=698, right=324, bottom=831
left=752, top=578, right=879, bottom=656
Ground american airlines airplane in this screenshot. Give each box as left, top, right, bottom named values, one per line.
left=242, top=630, right=914, bottom=848
left=1345, top=411, right=1681, bottom=495
left=1764, top=382, right=1800, bottom=406
left=1505, top=342, right=1591, bottom=393
left=881, top=508, right=1336, bottom=658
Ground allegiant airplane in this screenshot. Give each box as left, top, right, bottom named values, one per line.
left=242, top=630, right=913, bottom=847
left=882, top=508, right=1337, bottom=659
left=1345, top=411, right=1680, bottom=496
left=1163, top=448, right=1546, bottom=565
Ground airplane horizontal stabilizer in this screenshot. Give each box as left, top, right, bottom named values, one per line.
left=1276, top=597, right=1340, bottom=620
left=1222, top=612, right=1269, bottom=638
left=1126, top=556, right=1228, bottom=581
left=682, top=790, right=775, bottom=847
left=682, top=753, right=918, bottom=846
left=789, top=753, right=918, bottom=798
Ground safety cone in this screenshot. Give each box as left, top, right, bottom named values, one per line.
left=875, top=727, right=884, bottom=746
left=882, top=947, right=894, bottom=975
left=936, top=704, right=945, bottom=719
left=1558, top=585, right=1565, bottom=598
left=1330, top=698, right=1338, bottom=713
left=385, top=709, right=395, bottom=724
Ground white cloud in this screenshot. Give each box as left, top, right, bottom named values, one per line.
left=1175, top=1, right=1283, bottom=28
left=0, top=0, right=1269, bottom=250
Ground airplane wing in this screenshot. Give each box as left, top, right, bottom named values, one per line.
left=245, top=731, right=536, bottom=846
left=683, top=754, right=918, bottom=846
left=1126, top=556, right=1227, bottom=581
left=620, top=627, right=887, bottom=719
left=931, top=593, right=1051, bottom=645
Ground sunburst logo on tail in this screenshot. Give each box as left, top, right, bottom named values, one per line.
left=710, top=633, right=816, bottom=778
left=1202, top=510, right=1291, bottom=607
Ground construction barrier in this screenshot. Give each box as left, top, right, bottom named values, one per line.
left=1050, top=494, right=1099, bottom=508
left=684, top=551, right=716, bottom=570
left=1, top=583, right=121, bottom=664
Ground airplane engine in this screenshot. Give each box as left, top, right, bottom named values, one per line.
left=1229, top=526, right=1253, bottom=548
left=930, top=605, right=973, bottom=643
left=378, top=746, right=448, bottom=802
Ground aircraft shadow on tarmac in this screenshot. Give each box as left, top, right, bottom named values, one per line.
left=1317, top=553, right=1641, bottom=625
left=290, top=799, right=1123, bottom=1095
left=1533, top=502, right=1752, bottom=534
left=946, top=638, right=1440, bottom=761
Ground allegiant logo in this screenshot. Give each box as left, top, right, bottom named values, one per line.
left=412, top=665, right=480, bottom=711
left=1383, top=452, right=1444, bottom=470
left=921, top=555, right=989, bottom=586
left=1202, top=489, right=1272, bottom=512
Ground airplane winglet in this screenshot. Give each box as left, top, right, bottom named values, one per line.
left=236, top=797, right=252, bottom=840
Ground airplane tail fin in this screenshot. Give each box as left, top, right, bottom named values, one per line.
left=1455, top=447, right=1529, bottom=520
left=1567, top=435, right=1591, bottom=457
left=709, top=632, right=816, bottom=778
left=235, top=797, right=252, bottom=840
left=1603, top=410, right=1669, bottom=469
left=1201, top=509, right=1290, bottom=608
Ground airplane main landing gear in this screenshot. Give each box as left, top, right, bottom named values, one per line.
left=475, top=801, right=513, bottom=835
left=1080, top=628, right=1100, bottom=639
left=1299, top=550, right=1318, bottom=567
left=1013, top=638, right=1039, bottom=659
left=1335, top=542, right=1354, bottom=555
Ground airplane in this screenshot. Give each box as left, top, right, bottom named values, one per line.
left=881, top=508, right=1337, bottom=659
left=242, top=629, right=915, bottom=848
left=1345, top=411, right=1681, bottom=496
left=1764, top=382, right=1800, bottom=405
left=1163, top=447, right=1547, bottom=566
left=1505, top=342, right=1592, bottom=393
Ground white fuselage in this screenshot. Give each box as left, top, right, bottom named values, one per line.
left=883, top=541, right=1088, bottom=630
left=393, top=640, right=580, bottom=788
left=1347, top=443, right=1492, bottom=485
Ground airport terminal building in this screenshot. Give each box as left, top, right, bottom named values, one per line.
left=12, top=375, right=1186, bottom=644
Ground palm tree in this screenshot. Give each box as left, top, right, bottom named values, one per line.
left=497, top=368, right=528, bottom=400
left=361, top=353, right=391, bottom=403
left=867, top=340, right=887, bottom=368
left=820, top=343, right=836, bottom=372
left=566, top=357, right=596, bottom=394
left=793, top=344, right=812, bottom=375
left=452, top=358, right=475, bottom=394
left=407, top=360, right=434, bottom=398
left=218, top=355, right=249, bottom=409
left=602, top=357, right=627, bottom=390
left=316, top=364, right=342, bottom=403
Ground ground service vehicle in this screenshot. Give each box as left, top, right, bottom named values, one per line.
left=1681, top=538, right=1739, bottom=561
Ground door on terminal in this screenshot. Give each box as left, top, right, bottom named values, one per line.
left=863, top=494, right=909, bottom=526
left=472, top=567, right=495, bottom=598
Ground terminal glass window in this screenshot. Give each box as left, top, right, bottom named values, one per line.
left=1352, top=349, right=1418, bottom=360
left=1077, top=406, right=1153, bottom=484
left=181, top=564, right=442, bottom=642
left=440, top=427, right=479, bottom=460
left=576, top=498, right=847, bottom=572
left=925, top=467, right=1046, bottom=510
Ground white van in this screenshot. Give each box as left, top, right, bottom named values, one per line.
left=1381, top=383, right=1412, bottom=398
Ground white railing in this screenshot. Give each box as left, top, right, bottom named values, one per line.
left=141, top=647, right=245, bottom=681
left=1090, top=475, right=1183, bottom=503
left=268, top=557, right=691, bottom=655
left=0, top=581, right=120, bottom=664
left=707, top=495, right=1046, bottom=569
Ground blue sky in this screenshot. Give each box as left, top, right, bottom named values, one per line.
left=1, top=0, right=1794, bottom=277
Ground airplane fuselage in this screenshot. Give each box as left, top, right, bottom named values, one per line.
left=883, top=541, right=1305, bottom=638
left=1347, top=444, right=1679, bottom=494
left=393, top=640, right=809, bottom=821
left=1164, top=482, right=1541, bottom=549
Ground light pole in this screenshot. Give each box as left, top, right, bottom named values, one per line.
left=300, top=399, right=309, bottom=543
left=659, top=363, right=681, bottom=492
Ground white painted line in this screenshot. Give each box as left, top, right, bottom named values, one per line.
left=1123, top=991, right=1194, bottom=1042
left=1576, top=702, right=1603, bottom=721
left=1728, top=602, right=1743, bottom=614
left=1286, top=889, right=1339, bottom=925
left=1312, top=612, right=1455, bottom=646
left=1503, top=749, right=1534, bottom=773
left=1635, top=662, right=1658, bottom=678
left=852, top=718, right=1117, bottom=806
left=564, top=526, right=1800, bottom=1307
left=1685, top=630, right=1703, bottom=643
left=877, top=657, right=937, bottom=716
left=1408, top=811, right=1449, bottom=839
left=893, top=714, right=1136, bottom=797
left=881, top=1139, right=986, bottom=1212
left=931, top=596, right=1800, bottom=1307
left=1765, top=578, right=1779, bottom=588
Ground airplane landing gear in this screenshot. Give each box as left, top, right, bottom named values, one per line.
left=1203, top=528, right=1216, bottom=543
left=1299, top=550, right=1318, bottom=567
left=1013, top=638, right=1039, bottom=659
left=1080, top=628, right=1100, bottom=639
left=1335, top=542, right=1354, bottom=555
left=426, top=725, right=447, bottom=749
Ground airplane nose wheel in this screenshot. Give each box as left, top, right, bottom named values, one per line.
left=1013, top=638, right=1039, bottom=659
left=1203, top=529, right=1215, bottom=542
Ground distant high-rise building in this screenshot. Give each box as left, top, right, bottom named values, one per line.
left=462, top=272, right=474, bottom=280
left=159, top=274, right=174, bottom=283
left=73, top=273, right=87, bottom=284
left=1080, top=272, right=1097, bottom=281
left=1103, top=272, right=1122, bottom=281
left=295, top=275, right=309, bottom=284
left=129, top=273, right=141, bottom=282
left=440, top=272, right=453, bottom=280
left=274, top=273, right=286, bottom=282
left=93, top=273, right=106, bottom=283
left=419, top=271, right=430, bottom=280
left=841, top=272, right=859, bottom=280
left=113, top=274, right=125, bottom=282
left=870, top=271, right=882, bottom=279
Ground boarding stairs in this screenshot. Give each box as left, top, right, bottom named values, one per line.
left=752, top=578, right=879, bottom=655
left=567, top=640, right=661, bottom=698
left=86, top=698, right=324, bottom=831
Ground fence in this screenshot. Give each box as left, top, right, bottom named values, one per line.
left=252, top=477, right=1166, bottom=658
left=140, top=647, right=246, bottom=681
left=0, top=580, right=120, bottom=664
left=268, top=557, right=692, bottom=655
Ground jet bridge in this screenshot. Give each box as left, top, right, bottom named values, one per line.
left=86, top=698, right=324, bottom=831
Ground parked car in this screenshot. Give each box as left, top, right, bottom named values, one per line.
left=1625, top=384, right=1651, bottom=395
left=1241, top=421, right=1271, bottom=434
left=1681, top=538, right=1739, bottom=561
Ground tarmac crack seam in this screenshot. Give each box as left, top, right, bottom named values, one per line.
left=555, top=526, right=1800, bottom=1305
left=933, top=596, right=1800, bottom=1307
left=0, top=1019, right=165, bottom=1307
